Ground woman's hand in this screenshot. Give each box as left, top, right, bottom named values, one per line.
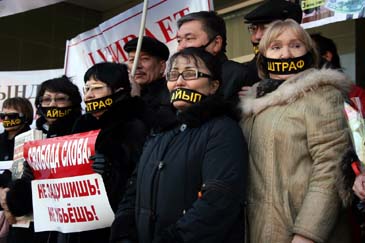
left=292, top=234, right=314, bottom=243
left=353, top=173, right=365, bottom=200
left=238, top=86, right=251, bottom=97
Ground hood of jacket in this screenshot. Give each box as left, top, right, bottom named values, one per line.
left=240, top=68, right=352, bottom=116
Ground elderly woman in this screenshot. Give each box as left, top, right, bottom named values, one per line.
left=240, top=19, right=352, bottom=243
left=110, top=47, right=248, bottom=243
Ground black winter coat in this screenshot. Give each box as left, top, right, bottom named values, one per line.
left=67, top=96, right=148, bottom=243
left=111, top=95, right=248, bottom=243
left=6, top=109, right=81, bottom=243
left=241, top=54, right=261, bottom=85
left=218, top=53, right=259, bottom=104
left=8, top=109, right=82, bottom=214
left=36, top=109, right=81, bottom=138
left=73, top=96, right=148, bottom=211
left=140, top=77, right=176, bottom=134
left=0, top=125, right=30, bottom=161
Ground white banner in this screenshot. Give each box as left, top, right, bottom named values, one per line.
left=301, top=0, right=364, bottom=29
left=65, top=0, right=213, bottom=89
left=0, top=69, right=64, bottom=132
left=32, top=174, right=114, bottom=233
left=0, top=0, right=64, bottom=18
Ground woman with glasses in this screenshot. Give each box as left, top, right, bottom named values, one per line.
left=240, top=19, right=352, bottom=243
left=0, top=97, right=34, bottom=162
left=110, top=47, right=248, bottom=243
left=2, top=76, right=82, bottom=243
left=0, top=98, right=33, bottom=243
left=34, top=75, right=82, bottom=137
left=69, top=62, right=148, bottom=243
left=0, top=98, right=33, bottom=242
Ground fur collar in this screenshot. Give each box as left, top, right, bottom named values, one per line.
left=240, top=68, right=352, bottom=116
left=176, top=95, right=241, bottom=128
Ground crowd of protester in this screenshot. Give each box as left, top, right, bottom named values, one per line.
left=0, top=0, right=364, bottom=242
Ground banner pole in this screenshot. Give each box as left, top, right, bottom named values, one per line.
left=131, top=0, right=149, bottom=78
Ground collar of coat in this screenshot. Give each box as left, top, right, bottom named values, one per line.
left=240, top=68, right=352, bottom=116
left=36, top=109, right=81, bottom=137
left=97, top=95, right=146, bottom=128
left=175, top=94, right=241, bottom=128
left=141, top=77, right=166, bottom=95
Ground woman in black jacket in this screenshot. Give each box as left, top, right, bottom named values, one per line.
left=3, top=76, right=82, bottom=243
left=0, top=97, right=34, bottom=242
left=70, top=62, right=149, bottom=243
left=111, top=47, right=248, bottom=243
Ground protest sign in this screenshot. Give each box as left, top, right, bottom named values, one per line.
left=23, top=130, right=114, bottom=233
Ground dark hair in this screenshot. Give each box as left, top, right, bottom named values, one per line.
left=177, top=11, right=227, bottom=53
left=168, top=47, right=222, bottom=84
left=35, top=75, right=82, bottom=111
left=310, top=33, right=341, bottom=69
left=84, top=62, right=131, bottom=93
left=2, top=97, right=34, bottom=125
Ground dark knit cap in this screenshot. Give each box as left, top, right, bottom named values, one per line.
left=124, top=36, right=170, bottom=61
left=244, top=0, right=303, bottom=24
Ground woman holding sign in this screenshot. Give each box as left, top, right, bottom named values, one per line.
left=2, top=76, right=82, bottom=243
left=70, top=62, right=149, bottom=243
left=0, top=97, right=33, bottom=242
left=111, top=47, right=248, bottom=243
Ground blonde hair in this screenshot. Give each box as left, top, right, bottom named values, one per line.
left=257, top=19, right=319, bottom=79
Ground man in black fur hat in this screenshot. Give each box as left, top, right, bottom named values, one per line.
left=124, top=36, right=176, bottom=133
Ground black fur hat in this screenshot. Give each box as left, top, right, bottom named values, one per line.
left=124, top=36, right=170, bottom=61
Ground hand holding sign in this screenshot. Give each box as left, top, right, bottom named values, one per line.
left=90, top=152, right=107, bottom=175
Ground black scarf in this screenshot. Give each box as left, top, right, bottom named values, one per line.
left=256, top=78, right=285, bottom=98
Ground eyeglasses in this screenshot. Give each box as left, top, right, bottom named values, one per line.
left=0, top=112, right=23, bottom=120
left=39, top=96, right=69, bottom=106
left=247, top=24, right=270, bottom=34
left=166, top=69, right=212, bottom=82
left=83, top=84, right=108, bottom=94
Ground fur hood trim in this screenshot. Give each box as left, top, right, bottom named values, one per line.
left=240, top=68, right=352, bottom=116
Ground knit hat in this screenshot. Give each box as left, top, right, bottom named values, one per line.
left=244, top=0, right=303, bottom=24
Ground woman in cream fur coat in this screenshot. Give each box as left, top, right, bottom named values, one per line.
left=240, top=19, right=353, bottom=243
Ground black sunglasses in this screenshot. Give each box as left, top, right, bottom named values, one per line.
left=0, top=112, right=23, bottom=120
